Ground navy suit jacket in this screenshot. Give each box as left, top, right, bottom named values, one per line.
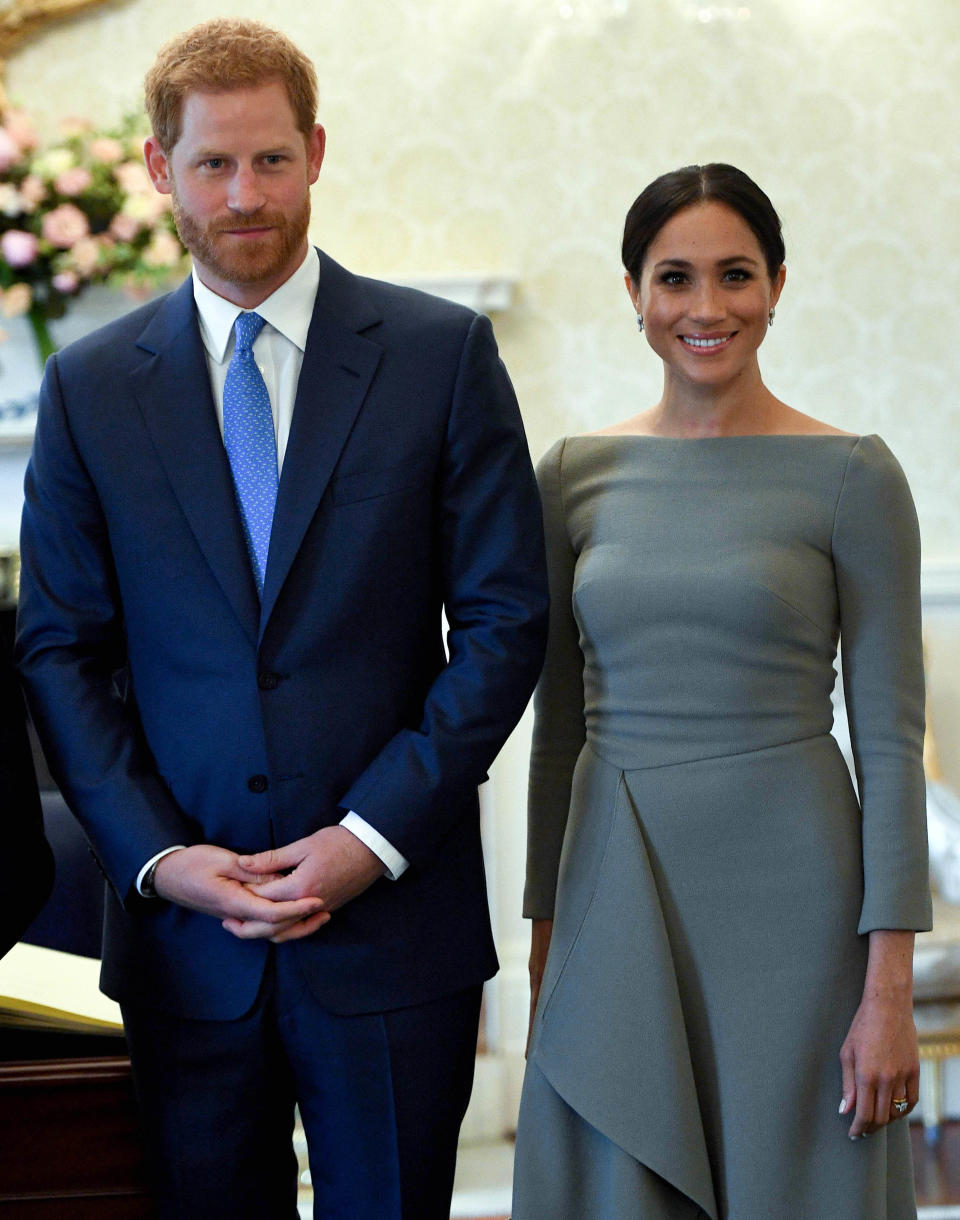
left=0, top=621, right=53, bottom=959
left=16, top=251, right=548, bottom=1019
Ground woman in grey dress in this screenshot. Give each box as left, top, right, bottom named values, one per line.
left=513, top=164, right=931, bottom=1219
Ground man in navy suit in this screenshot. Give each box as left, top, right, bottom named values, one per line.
left=16, top=19, right=547, bottom=1218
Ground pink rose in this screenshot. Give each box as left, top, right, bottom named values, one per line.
left=114, top=162, right=152, bottom=194
left=0, top=184, right=23, bottom=216
left=122, top=191, right=168, bottom=224
left=4, top=109, right=39, bottom=151
left=1, top=282, right=32, bottom=317
left=52, top=270, right=80, bottom=294
left=41, top=202, right=90, bottom=248
left=1, top=229, right=39, bottom=268
left=58, top=116, right=93, bottom=138
left=143, top=230, right=183, bottom=268
left=0, top=127, right=20, bottom=173
left=66, top=236, right=101, bottom=275
left=19, top=175, right=47, bottom=207
left=89, top=137, right=124, bottom=164
left=55, top=166, right=93, bottom=196
left=109, top=212, right=141, bottom=242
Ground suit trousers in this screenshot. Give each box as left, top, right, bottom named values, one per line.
left=121, top=944, right=482, bottom=1220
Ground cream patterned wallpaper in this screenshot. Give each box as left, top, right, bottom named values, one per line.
left=6, top=0, right=959, bottom=555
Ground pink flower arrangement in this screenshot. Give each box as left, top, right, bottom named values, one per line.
left=88, top=137, right=124, bottom=165
left=114, top=162, right=152, bottom=194
left=1, top=282, right=32, bottom=317
left=19, top=175, right=46, bottom=208
left=0, top=129, right=19, bottom=174
left=109, top=212, right=140, bottom=242
left=0, top=107, right=188, bottom=366
left=65, top=237, right=102, bottom=277
left=41, top=203, right=90, bottom=248
left=1, top=229, right=38, bottom=268
left=51, top=270, right=80, bottom=294
left=3, top=110, right=39, bottom=152
left=54, top=166, right=94, bottom=197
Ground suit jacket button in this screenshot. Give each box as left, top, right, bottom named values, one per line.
left=248, top=774, right=269, bottom=793
left=257, top=671, right=281, bottom=691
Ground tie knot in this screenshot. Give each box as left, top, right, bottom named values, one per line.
left=233, top=311, right=266, bottom=353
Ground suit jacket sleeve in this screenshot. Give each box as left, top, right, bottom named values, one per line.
left=16, top=352, right=196, bottom=904
left=339, top=313, right=549, bottom=864
left=0, top=621, right=54, bottom=957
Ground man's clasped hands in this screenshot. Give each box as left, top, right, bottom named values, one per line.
left=152, top=825, right=386, bottom=942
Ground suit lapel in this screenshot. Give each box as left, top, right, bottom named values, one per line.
left=130, top=279, right=260, bottom=646
left=259, top=255, right=383, bottom=633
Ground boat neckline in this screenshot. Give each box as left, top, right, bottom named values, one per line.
left=567, top=432, right=866, bottom=441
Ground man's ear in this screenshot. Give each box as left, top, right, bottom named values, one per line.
left=144, top=136, right=172, bottom=195
left=307, top=124, right=325, bottom=185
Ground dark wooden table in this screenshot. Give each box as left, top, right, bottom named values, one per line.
left=0, top=1031, right=151, bottom=1217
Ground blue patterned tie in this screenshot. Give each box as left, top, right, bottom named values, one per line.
left=222, top=311, right=278, bottom=597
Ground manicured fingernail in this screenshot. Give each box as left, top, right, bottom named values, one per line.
left=838, top=1098, right=849, bottom=1114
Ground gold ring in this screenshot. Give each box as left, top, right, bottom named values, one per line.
left=892, top=1098, right=909, bottom=1114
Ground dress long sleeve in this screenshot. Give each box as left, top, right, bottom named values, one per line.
left=833, top=434, right=931, bottom=932
left=524, top=439, right=586, bottom=919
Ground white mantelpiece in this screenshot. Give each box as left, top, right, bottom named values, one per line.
left=396, top=275, right=514, bottom=314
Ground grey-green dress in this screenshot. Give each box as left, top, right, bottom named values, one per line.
left=513, top=434, right=932, bottom=1220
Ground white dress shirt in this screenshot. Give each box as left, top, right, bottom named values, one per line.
left=136, top=251, right=409, bottom=893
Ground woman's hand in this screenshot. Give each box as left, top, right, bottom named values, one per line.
left=526, top=918, right=554, bottom=1057
left=839, top=929, right=919, bottom=1138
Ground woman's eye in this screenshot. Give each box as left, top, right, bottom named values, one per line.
left=724, top=268, right=751, bottom=282
left=658, top=271, right=687, bottom=286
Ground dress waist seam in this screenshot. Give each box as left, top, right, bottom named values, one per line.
left=585, top=729, right=837, bottom=774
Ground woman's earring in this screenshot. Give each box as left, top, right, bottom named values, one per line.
left=768, top=307, right=776, bottom=326
left=636, top=314, right=644, bottom=333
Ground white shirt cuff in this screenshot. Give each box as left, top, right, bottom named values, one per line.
left=339, top=812, right=409, bottom=880
left=136, top=845, right=187, bottom=896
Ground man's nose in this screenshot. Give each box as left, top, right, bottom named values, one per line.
left=227, top=167, right=266, bottom=214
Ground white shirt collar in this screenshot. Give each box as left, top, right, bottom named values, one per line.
left=192, top=248, right=321, bottom=364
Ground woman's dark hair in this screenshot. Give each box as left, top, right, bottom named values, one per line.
left=622, top=163, right=785, bottom=283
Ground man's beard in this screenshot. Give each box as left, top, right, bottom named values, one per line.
left=170, top=184, right=311, bottom=287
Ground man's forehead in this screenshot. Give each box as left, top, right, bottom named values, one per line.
left=179, top=79, right=291, bottom=115
left=172, top=82, right=301, bottom=144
